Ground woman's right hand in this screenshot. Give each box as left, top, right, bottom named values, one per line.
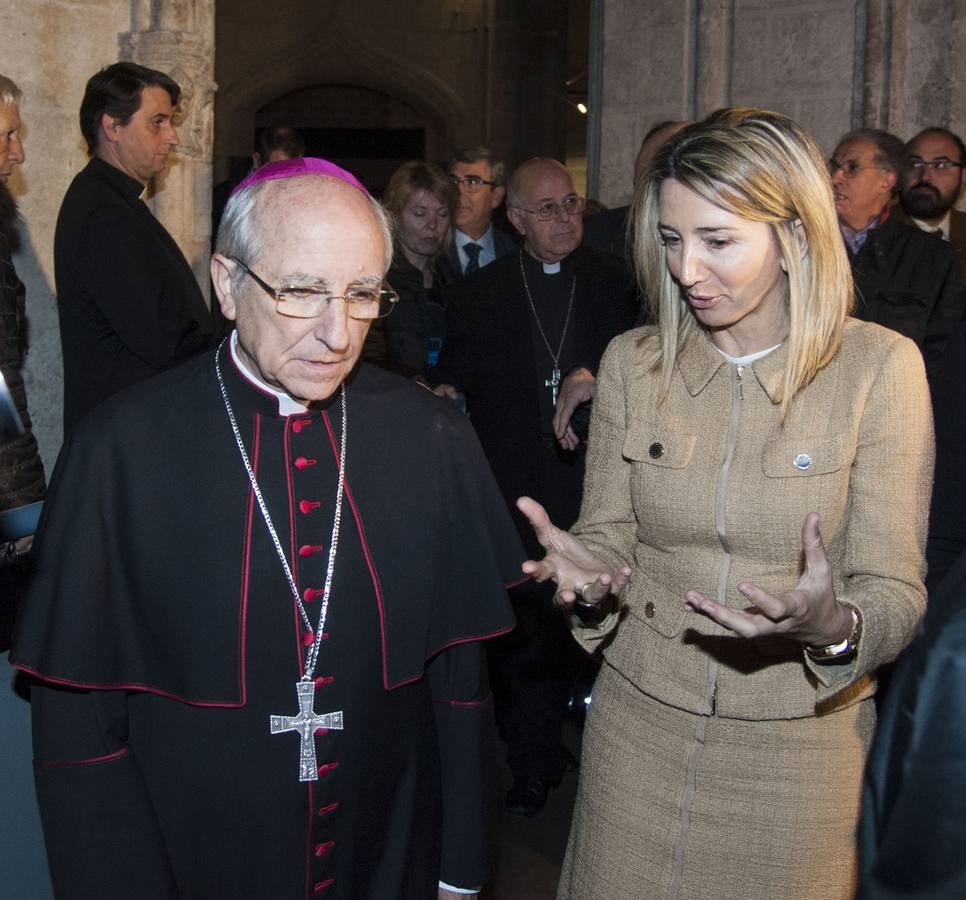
left=516, top=496, right=632, bottom=610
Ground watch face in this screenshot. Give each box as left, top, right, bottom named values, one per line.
left=0, top=371, right=24, bottom=444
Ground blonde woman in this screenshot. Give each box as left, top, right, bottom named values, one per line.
left=380, top=160, right=458, bottom=374
left=519, top=109, right=933, bottom=899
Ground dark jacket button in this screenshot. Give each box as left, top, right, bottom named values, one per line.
left=644, top=601, right=655, bottom=618
left=649, top=442, right=663, bottom=459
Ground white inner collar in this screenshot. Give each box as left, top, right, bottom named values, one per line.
left=230, top=331, right=310, bottom=416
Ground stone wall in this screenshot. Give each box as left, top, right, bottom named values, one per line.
left=594, top=0, right=966, bottom=207
left=6, top=1, right=214, bottom=472
left=6, top=1, right=132, bottom=472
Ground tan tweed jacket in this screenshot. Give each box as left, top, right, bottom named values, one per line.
left=573, top=319, right=934, bottom=720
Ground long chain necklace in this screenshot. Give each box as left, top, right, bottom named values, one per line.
left=519, top=251, right=576, bottom=405
left=215, top=345, right=346, bottom=782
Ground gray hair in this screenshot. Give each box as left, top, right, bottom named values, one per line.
left=0, top=75, right=22, bottom=109
left=448, top=146, right=505, bottom=186
left=836, top=127, right=904, bottom=172
left=216, top=176, right=393, bottom=290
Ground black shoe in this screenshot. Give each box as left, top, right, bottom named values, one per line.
left=505, top=777, right=555, bottom=817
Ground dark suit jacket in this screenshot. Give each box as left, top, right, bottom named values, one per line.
left=849, top=214, right=966, bottom=387
left=927, top=316, right=966, bottom=591
left=947, top=208, right=966, bottom=287
left=448, top=224, right=517, bottom=275
left=55, top=157, right=213, bottom=433
left=581, top=205, right=630, bottom=261
left=432, top=246, right=637, bottom=530
left=857, top=548, right=966, bottom=899
left=896, top=205, right=966, bottom=288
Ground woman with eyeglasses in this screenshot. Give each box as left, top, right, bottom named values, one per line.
left=376, top=160, right=459, bottom=375
left=519, top=109, right=933, bottom=899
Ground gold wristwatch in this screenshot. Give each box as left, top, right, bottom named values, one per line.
left=805, top=603, right=862, bottom=662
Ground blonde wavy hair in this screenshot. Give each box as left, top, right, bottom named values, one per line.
left=632, top=107, right=852, bottom=419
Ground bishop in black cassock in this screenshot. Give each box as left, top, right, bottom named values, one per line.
left=11, top=159, right=522, bottom=899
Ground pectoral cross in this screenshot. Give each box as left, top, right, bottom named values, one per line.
left=270, top=678, right=344, bottom=782
left=545, top=366, right=561, bottom=405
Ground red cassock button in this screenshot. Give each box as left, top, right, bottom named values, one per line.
left=317, top=761, right=340, bottom=778
left=299, top=500, right=321, bottom=514
left=303, top=587, right=322, bottom=602
left=292, top=418, right=313, bottom=434
left=314, top=841, right=336, bottom=857
left=313, top=879, right=334, bottom=894
left=318, top=802, right=339, bottom=817
left=300, top=544, right=324, bottom=557
left=294, top=456, right=317, bottom=470
left=302, top=631, right=315, bottom=647
left=314, top=675, right=334, bottom=688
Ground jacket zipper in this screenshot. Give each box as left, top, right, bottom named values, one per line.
left=707, top=364, right=744, bottom=714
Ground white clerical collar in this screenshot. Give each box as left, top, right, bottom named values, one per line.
left=716, top=342, right=782, bottom=366
left=230, top=331, right=310, bottom=416
left=910, top=212, right=951, bottom=240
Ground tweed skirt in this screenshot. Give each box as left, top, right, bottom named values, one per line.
left=558, top=663, right=875, bottom=900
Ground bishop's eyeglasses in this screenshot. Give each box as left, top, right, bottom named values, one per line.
left=229, top=257, right=399, bottom=320
left=512, top=195, right=585, bottom=221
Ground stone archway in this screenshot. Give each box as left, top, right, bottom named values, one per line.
left=213, top=14, right=466, bottom=186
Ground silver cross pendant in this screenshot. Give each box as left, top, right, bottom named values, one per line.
left=270, top=678, right=344, bottom=782
left=545, top=366, right=561, bottom=405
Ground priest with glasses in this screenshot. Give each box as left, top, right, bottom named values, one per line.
left=12, top=158, right=522, bottom=899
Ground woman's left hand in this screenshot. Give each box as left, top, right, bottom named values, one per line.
left=684, top=512, right=853, bottom=647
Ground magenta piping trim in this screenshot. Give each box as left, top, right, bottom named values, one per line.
left=424, top=622, right=516, bottom=662
left=284, top=416, right=308, bottom=672
left=382, top=623, right=516, bottom=690
left=320, top=413, right=391, bottom=689
left=35, top=747, right=130, bottom=769
left=303, top=780, right=315, bottom=900
left=433, top=696, right=493, bottom=708
left=13, top=664, right=245, bottom=707
left=235, top=414, right=261, bottom=705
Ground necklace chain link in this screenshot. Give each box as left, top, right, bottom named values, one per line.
left=215, top=343, right=346, bottom=681
left=519, top=250, right=576, bottom=372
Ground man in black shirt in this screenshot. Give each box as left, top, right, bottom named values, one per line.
left=55, top=62, right=213, bottom=433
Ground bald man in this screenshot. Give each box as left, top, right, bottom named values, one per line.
left=432, top=158, right=637, bottom=816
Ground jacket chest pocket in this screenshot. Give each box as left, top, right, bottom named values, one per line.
left=760, top=433, right=854, bottom=526
left=623, top=419, right=698, bottom=469
left=623, top=419, right=700, bottom=545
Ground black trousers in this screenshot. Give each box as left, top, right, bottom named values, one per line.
left=488, top=437, right=594, bottom=782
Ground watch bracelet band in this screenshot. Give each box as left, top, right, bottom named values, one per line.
left=805, top=602, right=862, bottom=662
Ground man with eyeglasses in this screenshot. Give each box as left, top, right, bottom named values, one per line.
left=447, top=146, right=517, bottom=275
left=830, top=127, right=966, bottom=387
left=432, top=157, right=637, bottom=817
left=55, top=62, right=214, bottom=435
left=13, top=158, right=522, bottom=898
left=898, top=127, right=966, bottom=284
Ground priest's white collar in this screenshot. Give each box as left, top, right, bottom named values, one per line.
left=230, top=331, right=311, bottom=416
